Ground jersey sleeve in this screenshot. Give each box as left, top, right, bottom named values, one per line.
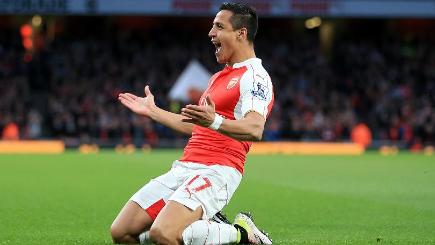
left=239, top=70, right=273, bottom=119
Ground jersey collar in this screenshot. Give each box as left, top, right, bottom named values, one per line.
left=231, top=58, right=262, bottom=69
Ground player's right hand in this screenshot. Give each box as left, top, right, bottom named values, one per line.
left=118, top=85, right=156, bottom=117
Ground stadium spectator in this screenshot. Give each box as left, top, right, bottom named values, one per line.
left=2, top=118, right=19, bottom=140
left=351, top=122, right=372, bottom=148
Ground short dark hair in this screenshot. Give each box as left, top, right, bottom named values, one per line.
left=219, top=2, right=258, bottom=43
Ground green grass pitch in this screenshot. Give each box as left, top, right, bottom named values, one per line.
left=0, top=150, right=434, bottom=244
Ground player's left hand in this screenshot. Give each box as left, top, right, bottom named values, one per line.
left=181, top=95, right=216, bottom=127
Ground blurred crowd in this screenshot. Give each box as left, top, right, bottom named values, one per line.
left=0, top=25, right=434, bottom=148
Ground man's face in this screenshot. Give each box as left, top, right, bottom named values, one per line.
left=208, top=10, right=239, bottom=64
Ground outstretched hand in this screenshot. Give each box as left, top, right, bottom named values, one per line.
left=181, top=95, right=217, bottom=127
left=118, top=85, right=156, bottom=117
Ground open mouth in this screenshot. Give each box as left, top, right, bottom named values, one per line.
left=212, top=40, right=222, bottom=55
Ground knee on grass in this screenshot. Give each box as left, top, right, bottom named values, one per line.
left=149, top=226, right=181, bottom=244
left=110, top=224, right=136, bottom=244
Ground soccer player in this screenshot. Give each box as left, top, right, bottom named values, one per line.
left=112, top=2, right=274, bottom=244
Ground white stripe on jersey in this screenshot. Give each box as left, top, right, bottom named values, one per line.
left=233, top=58, right=273, bottom=120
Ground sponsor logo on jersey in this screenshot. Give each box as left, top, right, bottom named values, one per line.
left=227, top=77, right=240, bottom=90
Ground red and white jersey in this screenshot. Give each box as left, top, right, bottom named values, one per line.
left=180, top=58, right=274, bottom=174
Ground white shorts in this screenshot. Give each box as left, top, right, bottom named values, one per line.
left=130, top=160, right=242, bottom=220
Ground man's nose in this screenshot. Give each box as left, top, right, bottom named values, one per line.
left=208, top=28, right=215, bottom=37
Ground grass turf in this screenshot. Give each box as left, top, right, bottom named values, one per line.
left=0, top=151, right=434, bottom=244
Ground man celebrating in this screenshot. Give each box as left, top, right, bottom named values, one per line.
left=113, top=2, right=274, bottom=244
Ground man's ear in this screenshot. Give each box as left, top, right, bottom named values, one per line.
left=238, top=28, right=248, bottom=40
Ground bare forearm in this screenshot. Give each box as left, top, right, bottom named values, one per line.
left=180, top=101, right=266, bottom=141
left=150, top=107, right=194, bottom=135
left=217, top=117, right=264, bottom=141
left=218, top=130, right=260, bottom=141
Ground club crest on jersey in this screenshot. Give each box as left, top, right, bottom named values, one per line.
left=199, top=97, right=207, bottom=106
left=226, top=77, right=239, bottom=90
left=251, top=82, right=268, bottom=101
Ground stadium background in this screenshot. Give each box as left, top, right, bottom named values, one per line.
left=0, top=0, right=434, bottom=244
left=1, top=0, right=434, bottom=150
